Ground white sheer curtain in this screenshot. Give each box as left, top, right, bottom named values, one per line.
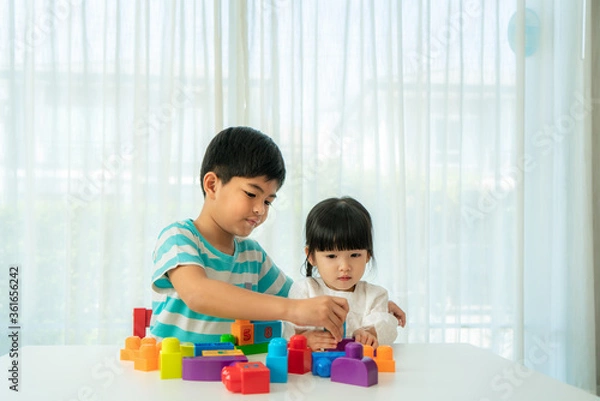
left=0, top=0, right=596, bottom=394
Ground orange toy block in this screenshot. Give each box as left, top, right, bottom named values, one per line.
left=202, top=349, right=245, bottom=357
left=134, top=340, right=159, bottom=372
left=120, top=336, right=141, bottom=361
left=374, top=345, right=396, bottom=372
left=231, top=320, right=254, bottom=346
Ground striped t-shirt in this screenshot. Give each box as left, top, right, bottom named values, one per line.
left=150, top=219, right=293, bottom=343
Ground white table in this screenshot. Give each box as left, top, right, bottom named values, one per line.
left=1, top=343, right=598, bottom=400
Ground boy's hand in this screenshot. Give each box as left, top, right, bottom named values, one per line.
left=290, top=296, right=349, bottom=341
left=299, top=330, right=338, bottom=351
left=388, top=301, right=406, bottom=327
left=353, top=328, right=379, bottom=348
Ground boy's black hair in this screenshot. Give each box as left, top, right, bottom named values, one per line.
left=200, top=126, right=286, bottom=196
left=304, top=196, right=374, bottom=277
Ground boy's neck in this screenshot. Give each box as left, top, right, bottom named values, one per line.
left=193, top=214, right=235, bottom=255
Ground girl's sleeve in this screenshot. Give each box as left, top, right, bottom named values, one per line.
left=361, top=284, right=399, bottom=345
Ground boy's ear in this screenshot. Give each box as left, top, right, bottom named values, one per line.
left=203, top=172, right=219, bottom=198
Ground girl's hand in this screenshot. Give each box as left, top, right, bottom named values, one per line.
left=353, top=328, right=379, bottom=348
left=388, top=301, right=406, bottom=327
left=299, top=330, right=339, bottom=351
left=289, top=296, right=349, bottom=341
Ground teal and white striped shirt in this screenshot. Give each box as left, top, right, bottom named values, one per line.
left=150, top=219, right=293, bottom=343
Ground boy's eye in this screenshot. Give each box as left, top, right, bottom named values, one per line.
left=264, top=200, right=272, bottom=207
left=244, top=191, right=256, bottom=198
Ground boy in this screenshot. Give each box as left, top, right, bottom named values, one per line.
left=150, top=126, right=349, bottom=343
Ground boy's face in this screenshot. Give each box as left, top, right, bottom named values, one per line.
left=212, top=175, right=279, bottom=238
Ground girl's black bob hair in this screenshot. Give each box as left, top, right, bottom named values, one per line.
left=304, top=196, right=374, bottom=277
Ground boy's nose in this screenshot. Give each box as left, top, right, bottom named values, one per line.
left=253, top=202, right=265, bottom=215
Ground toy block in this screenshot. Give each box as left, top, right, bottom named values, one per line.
left=194, top=342, right=234, bottom=355
left=288, top=335, right=312, bottom=374
left=180, top=342, right=195, bottom=358
left=222, top=362, right=270, bottom=394
left=333, top=338, right=355, bottom=352
left=220, top=334, right=237, bottom=345
left=160, top=337, right=182, bottom=379
left=311, top=351, right=345, bottom=377
left=133, top=308, right=152, bottom=338
left=363, top=344, right=374, bottom=358
left=120, top=336, right=141, bottom=361
left=265, top=338, right=288, bottom=383
left=236, top=342, right=269, bottom=355
left=231, top=319, right=254, bottom=346
left=374, top=345, right=396, bottom=372
left=331, top=342, right=378, bottom=387
left=134, top=341, right=159, bottom=372
left=202, top=349, right=245, bottom=357
left=253, top=320, right=282, bottom=344
left=182, top=354, right=248, bottom=381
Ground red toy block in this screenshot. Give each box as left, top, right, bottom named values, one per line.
left=330, top=342, right=378, bottom=387
left=120, top=336, right=141, bottom=361
left=231, top=319, right=254, bottom=346
left=287, top=335, right=312, bottom=374
left=133, top=308, right=152, bottom=338
left=222, top=362, right=270, bottom=394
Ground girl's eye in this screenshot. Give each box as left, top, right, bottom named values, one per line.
left=326, top=254, right=337, bottom=259
left=351, top=253, right=362, bottom=258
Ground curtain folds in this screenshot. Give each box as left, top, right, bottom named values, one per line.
left=0, top=0, right=596, bottom=393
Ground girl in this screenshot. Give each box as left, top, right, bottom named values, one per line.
left=288, top=196, right=402, bottom=351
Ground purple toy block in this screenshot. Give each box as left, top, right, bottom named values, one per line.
left=182, top=355, right=248, bottom=381
left=330, top=342, right=378, bottom=387
left=331, top=338, right=355, bottom=352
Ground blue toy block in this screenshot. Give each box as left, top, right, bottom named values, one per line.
left=252, top=320, right=282, bottom=344
left=311, top=351, right=345, bottom=377
left=194, top=342, right=234, bottom=355
left=265, top=338, right=288, bottom=383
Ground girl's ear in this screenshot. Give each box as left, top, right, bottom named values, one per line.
left=305, top=246, right=316, bottom=266
left=203, top=172, right=219, bottom=199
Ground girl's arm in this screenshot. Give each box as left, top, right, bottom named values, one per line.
left=388, top=301, right=407, bottom=327
left=169, top=264, right=349, bottom=341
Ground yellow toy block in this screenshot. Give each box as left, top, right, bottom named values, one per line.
left=160, top=337, right=182, bottom=379
left=231, top=319, right=254, bottom=346
left=202, top=349, right=245, bottom=357
left=180, top=342, right=195, bottom=357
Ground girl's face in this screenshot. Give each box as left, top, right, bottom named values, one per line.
left=306, top=248, right=370, bottom=292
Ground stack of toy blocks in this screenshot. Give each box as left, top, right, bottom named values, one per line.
left=229, top=319, right=282, bottom=355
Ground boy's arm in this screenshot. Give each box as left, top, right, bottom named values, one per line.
left=169, top=264, right=349, bottom=341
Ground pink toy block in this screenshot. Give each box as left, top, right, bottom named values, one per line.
left=330, top=342, right=378, bottom=387
left=182, top=354, right=248, bottom=381
left=288, top=335, right=312, bottom=374
left=222, top=362, right=270, bottom=394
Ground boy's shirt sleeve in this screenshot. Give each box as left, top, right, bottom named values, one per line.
left=256, top=249, right=293, bottom=297
left=151, top=223, right=205, bottom=294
